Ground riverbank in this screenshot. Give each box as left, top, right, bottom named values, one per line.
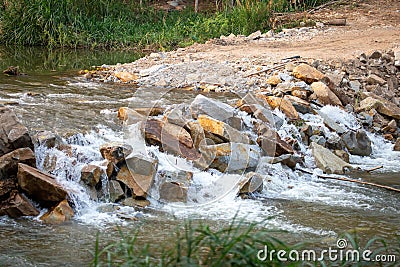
left=0, top=0, right=327, bottom=49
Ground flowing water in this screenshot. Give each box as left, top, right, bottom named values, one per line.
left=0, top=47, right=399, bottom=266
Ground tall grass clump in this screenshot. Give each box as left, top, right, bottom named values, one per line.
left=0, top=0, right=331, bottom=49
left=91, top=218, right=399, bottom=267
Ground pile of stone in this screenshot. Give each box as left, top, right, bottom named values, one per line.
left=0, top=106, right=73, bottom=223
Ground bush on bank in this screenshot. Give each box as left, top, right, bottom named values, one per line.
left=0, top=0, right=328, bottom=50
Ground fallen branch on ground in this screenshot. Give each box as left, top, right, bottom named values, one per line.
left=296, top=167, right=400, bottom=193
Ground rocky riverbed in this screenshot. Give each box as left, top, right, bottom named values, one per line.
left=1, top=39, right=399, bottom=223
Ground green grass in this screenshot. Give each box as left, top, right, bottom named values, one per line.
left=91, top=218, right=400, bottom=267
left=0, top=0, right=331, bottom=50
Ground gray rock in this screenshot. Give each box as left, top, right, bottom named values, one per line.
left=159, top=182, right=187, bottom=203
left=317, top=111, right=347, bottom=134
left=203, top=143, right=261, bottom=173
left=311, top=142, right=352, bottom=174
left=349, top=80, right=361, bottom=93
left=190, top=94, right=235, bottom=122
left=118, top=154, right=158, bottom=198
left=163, top=104, right=192, bottom=127
left=395, top=50, right=400, bottom=67
left=239, top=172, right=263, bottom=195
left=369, top=50, right=382, bottom=59
left=341, top=129, right=372, bottom=156
left=108, top=180, right=125, bottom=202
left=310, top=135, right=326, bottom=146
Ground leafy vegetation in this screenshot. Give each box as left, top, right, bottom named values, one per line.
left=91, top=218, right=399, bottom=267
left=1, top=0, right=330, bottom=50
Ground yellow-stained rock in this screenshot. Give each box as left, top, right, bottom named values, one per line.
left=293, top=63, right=324, bottom=84
left=310, top=82, right=342, bottom=106
left=40, top=200, right=74, bottom=224
left=266, top=75, right=282, bottom=86
left=114, top=71, right=138, bottom=83
left=259, top=96, right=299, bottom=120
left=198, top=115, right=225, bottom=136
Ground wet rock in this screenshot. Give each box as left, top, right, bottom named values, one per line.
left=3, top=66, right=21, bottom=76
left=159, top=182, right=187, bottom=203
left=197, top=115, right=249, bottom=144
left=333, top=150, right=350, bottom=163
left=0, top=178, right=17, bottom=201
left=163, top=104, right=192, bottom=127
left=190, top=94, right=235, bottom=122
left=117, top=154, right=158, bottom=198
left=0, top=190, right=39, bottom=218
left=121, top=198, right=150, bottom=208
left=99, top=142, right=133, bottom=164
left=310, top=135, right=326, bottom=146
left=366, top=74, right=386, bottom=85
left=204, top=143, right=261, bottom=173
left=381, top=120, right=397, bottom=133
left=259, top=154, right=303, bottom=169
left=358, top=93, right=400, bottom=119
left=117, top=107, right=145, bottom=124
left=260, top=95, right=299, bottom=120
left=341, top=129, right=372, bottom=156
left=17, top=163, right=68, bottom=204
left=284, top=95, right=313, bottom=114
left=158, top=169, right=192, bottom=187
left=80, top=164, right=104, bottom=187
left=143, top=119, right=200, bottom=160
left=108, top=180, right=125, bottom=202
left=0, top=106, right=34, bottom=156
left=239, top=172, right=263, bottom=195
left=310, top=82, right=342, bottom=106
left=40, top=200, right=74, bottom=224
left=293, top=63, right=324, bottom=84
left=311, top=142, right=352, bottom=174
left=32, top=131, right=64, bottom=149
left=257, top=131, right=294, bottom=157
left=317, top=111, right=347, bottom=134
left=0, top=148, right=36, bottom=180
left=392, top=137, right=400, bottom=151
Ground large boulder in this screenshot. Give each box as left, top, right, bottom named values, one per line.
left=40, top=199, right=74, bottom=224
left=197, top=115, right=249, bottom=144
left=17, top=163, right=68, bottom=204
left=311, top=142, right=352, bottom=174
left=143, top=119, right=200, bottom=160
left=202, top=143, right=261, bottom=173
left=0, top=106, right=33, bottom=156
left=190, top=94, right=235, bottom=122
left=341, top=129, right=372, bottom=156
left=0, top=147, right=36, bottom=180
left=293, top=63, right=324, bottom=84
left=117, top=154, right=158, bottom=198
left=0, top=190, right=39, bottom=218
left=357, top=93, right=400, bottom=120
left=310, top=82, right=342, bottom=106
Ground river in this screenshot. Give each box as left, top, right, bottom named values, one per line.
left=0, top=46, right=399, bottom=266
